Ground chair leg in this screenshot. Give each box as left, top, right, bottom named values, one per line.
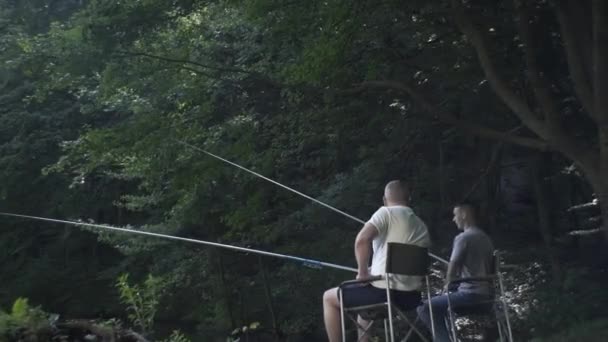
left=446, top=293, right=458, bottom=342
left=426, top=276, right=436, bottom=340
left=491, top=304, right=503, bottom=342
left=496, top=259, right=514, bottom=342
left=497, top=318, right=505, bottom=342
left=356, top=319, right=374, bottom=342
left=384, top=319, right=389, bottom=342
left=339, top=289, right=346, bottom=342
left=403, top=324, right=414, bottom=342
left=396, top=309, right=429, bottom=342
left=502, top=302, right=514, bottom=342
left=347, top=314, right=374, bottom=342
left=402, top=315, right=415, bottom=342
left=387, top=307, right=395, bottom=342
left=386, top=281, right=395, bottom=342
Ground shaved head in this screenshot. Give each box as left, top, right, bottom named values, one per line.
left=384, top=180, right=409, bottom=205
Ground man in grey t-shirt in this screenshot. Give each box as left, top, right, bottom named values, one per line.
left=417, top=203, right=494, bottom=342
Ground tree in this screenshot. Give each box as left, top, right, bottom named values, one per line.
left=6, top=0, right=607, bottom=339
left=0, top=0, right=127, bottom=316
left=450, top=0, right=608, bottom=240
left=359, top=0, right=607, bottom=239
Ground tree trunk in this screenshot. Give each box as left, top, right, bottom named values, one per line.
left=600, top=189, right=608, bottom=240
left=451, top=0, right=607, bottom=242
left=531, top=154, right=562, bottom=282
left=430, top=141, right=447, bottom=241
left=217, top=252, right=236, bottom=328
left=593, top=0, right=608, bottom=241
left=599, top=136, right=608, bottom=241
left=592, top=130, right=608, bottom=239
left=484, top=144, right=503, bottom=235
left=258, top=256, right=280, bottom=341
left=439, top=142, right=447, bottom=209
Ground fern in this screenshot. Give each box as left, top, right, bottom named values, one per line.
left=157, top=330, right=191, bottom=342
left=0, top=298, right=49, bottom=339
left=116, top=273, right=166, bottom=334
left=10, top=298, right=29, bottom=322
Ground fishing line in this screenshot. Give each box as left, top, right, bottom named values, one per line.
left=0, top=212, right=357, bottom=273
left=175, top=139, right=365, bottom=225
left=175, top=139, right=449, bottom=265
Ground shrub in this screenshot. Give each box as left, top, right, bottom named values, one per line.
left=0, top=298, right=50, bottom=340
left=116, top=273, right=166, bottom=335
left=530, top=318, right=608, bottom=342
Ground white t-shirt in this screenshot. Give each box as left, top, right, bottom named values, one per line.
left=368, top=206, right=431, bottom=291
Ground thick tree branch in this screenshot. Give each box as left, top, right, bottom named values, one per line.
left=450, top=0, right=548, bottom=138
left=451, top=0, right=597, bottom=169
left=593, top=0, right=608, bottom=126
left=114, top=50, right=289, bottom=89
left=555, top=0, right=595, bottom=119
left=148, top=63, right=217, bottom=79
left=593, top=0, right=608, bottom=239
left=514, top=0, right=562, bottom=128
left=462, top=142, right=504, bottom=201
left=171, top=65, right=216, bottom=79
left=114, top=51, right=260, bottom=76
left=514, top=0, right=594, bottom=162
left=354, top=80, right=549, bottom=150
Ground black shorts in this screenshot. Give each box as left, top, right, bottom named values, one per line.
left=340, top=283, right=421, bottom=311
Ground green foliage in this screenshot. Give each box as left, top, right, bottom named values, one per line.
left=525, top=268, right=608, bottom=338
left=157, top=330, right=191, bottom=342
left=228, top=322, right=262, bottom=342
left=1, top=0, right=606, bottom=340
left=0, top=0, right=125, bottom=318
left=116, top=273, right=166, bottom=334
left=1, top=0, right=463, bottom=336
left=0, top=298, right=49, bottom=340
left=530, top=319, right=608, bottom=342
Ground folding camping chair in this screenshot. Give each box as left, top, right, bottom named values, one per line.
left=338, top=243, right=436, bottom=342
left=446, top=251, right=514, bottom=342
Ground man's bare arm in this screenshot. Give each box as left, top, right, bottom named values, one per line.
left=354, top=223, right=378, bottom=279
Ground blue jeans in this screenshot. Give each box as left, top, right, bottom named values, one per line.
left=416, top=291, right=489, bottom=342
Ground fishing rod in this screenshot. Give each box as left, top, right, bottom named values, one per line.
left=175, top=139, right=449, bottom=265
left=0, top=212, right=357, bottom=273
left=174, top=139, right=364, bottom=224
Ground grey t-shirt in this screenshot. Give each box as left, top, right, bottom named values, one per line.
left=450, top=227, right=494, bottom=294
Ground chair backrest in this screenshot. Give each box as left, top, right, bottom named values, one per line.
left=385, top=242, right=429, bottom=276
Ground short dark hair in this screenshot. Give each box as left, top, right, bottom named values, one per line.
left=454, top=202, right=478, bottom=221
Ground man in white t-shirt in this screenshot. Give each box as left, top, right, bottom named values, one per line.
left=322, top=180, right=431, bottom=342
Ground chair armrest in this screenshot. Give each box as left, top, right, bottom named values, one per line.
left=448, top=276, right=494, bottom=286
left=339, top=275, right=383, bottom=288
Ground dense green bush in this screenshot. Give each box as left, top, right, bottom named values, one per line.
left=530, top=318, right=608, bottom=342
left=526, top=268, right=608, bottom=339
left=0, top=298, right=50, bottom=341
left=116, top=273, right=167, bottom=335
left=157, top=330, right=191, bottom=342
